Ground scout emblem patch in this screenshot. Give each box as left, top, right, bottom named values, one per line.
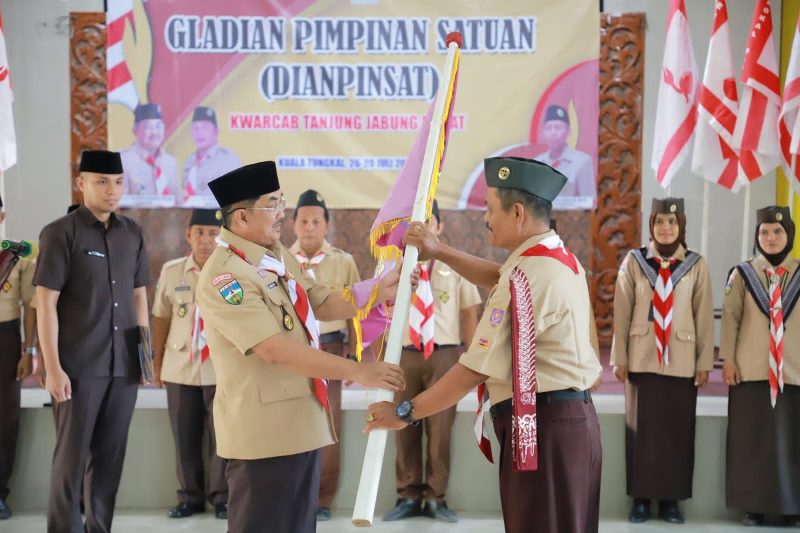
left=478, top=338, right=491, bottom=348
left=281, top=306, right=295, bottom=330
left=219, top=279, right=243, bottom=305
left=178, top=303, right=188, bottom=318
left=489, top=308, right=505, bottom=327
left=725, top=269, right=737, bottom=295
left=1, top=281, right=11, bottom=293
left=439, top=291, right=450, bottom=303
left=211, top=273, right=233, bottom=286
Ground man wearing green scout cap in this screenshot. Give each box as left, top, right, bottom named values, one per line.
left=366, top=156, right=603, bottom=533
left=151, top=209, right=228, bottom=520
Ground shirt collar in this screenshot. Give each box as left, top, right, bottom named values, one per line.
left=219, top=227, right=275, bottom=264
left=76, top=204, right=120, bottom=228
left=500, top=230, right=556, bottom=275
left=184, top=254, right=202, bottom=273
left=289, top=240, right=331, bottom=257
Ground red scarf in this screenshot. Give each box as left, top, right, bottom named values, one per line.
left=766, top=265, right=786, bottom=407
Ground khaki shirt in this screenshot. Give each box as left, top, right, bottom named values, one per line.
left=289, top=240, right=361, bottom=335
left=403, top=261, right=482, bottom=345
left=121, top=145, right=180, bottom=196
left=196, top=227, right=334, bottom=460
left=459, top=231, right=602, bottom=405
left=0, top=258, right=35, bottom=322
left=610, top=243, right=715, bottom=377
left=534, top=146, right=595, bottom=198
left=182, top=145, right=242, bottom=199
left=720, top=255, right=800, bottom=385
left=152, top=255, right=216, bottom=386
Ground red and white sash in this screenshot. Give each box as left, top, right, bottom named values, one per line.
left=766, top=265, right=786, bottom=407
left=146, top=152, right=170, bottom=195
left=189, top=303, right=210, bottom=363
left=653, top=257, right=677, bottom=367
left=409, top=262, right=435, bottom=358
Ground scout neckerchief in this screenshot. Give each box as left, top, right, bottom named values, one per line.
left=145, top=150, right=170, bottom=195
left=216, top=236, right=330, bottom=412
left=294, top=247, right=326, bottom=281
left=474, top=383, right=494, bottom=464
left=630, top=248, right=702, bottom=366
left=188, top=262, right=210, bottom=364
left=735, top=261, right=800, bottom=320
left=409, top=261, right=435, bottom=359
left=766, top=265, right=786, bottom=407
left=184, top=151, right=207, bottom=202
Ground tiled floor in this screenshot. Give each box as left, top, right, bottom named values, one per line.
left=1, top=511, right=793, bottom=532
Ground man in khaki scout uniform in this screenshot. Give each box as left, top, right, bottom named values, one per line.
left=367, top=157, right=603, bottom=533
left=0, top=257, right=36, bottom=520
left=611, top=198, right=714, bottom=524
left=182, top=107, right=241, bottom=206
left=383, top=199, right=480, bottom=523
left=721, top=206, right=800, bottom=527
left=289, top=189, right=361, bottom=522
left=196, top=161, right=408, bottom=533
left=121, top=103, right=179, bottom=199
left=152, top=209, right=228, bottom=520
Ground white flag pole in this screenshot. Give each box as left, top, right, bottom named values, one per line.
left=0, top=169, right=6, bottom=241
left=700, top=180, right=710, bottom=256
left=351, top=39, right=460, bottom=527
left=741, top=185, right=751, bottom=261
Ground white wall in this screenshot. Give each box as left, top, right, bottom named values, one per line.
left=604, top=0, right=779, bottom=307
left=0, top=0, right=104, bottom=242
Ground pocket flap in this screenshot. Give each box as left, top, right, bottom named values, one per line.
left=675, top=330, right=694, bottom=342
left=258, top=379, right=311, bottom=404
left=629, top=325, right=649, bottom=336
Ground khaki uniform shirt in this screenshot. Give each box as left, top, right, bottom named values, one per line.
left=121, top=145, right=180, bottom=196
left=610, top=243, right=715, bottom=377
left=720, top=255, right=800, bottom=385
left=289, top=240, right=361, bottom=335
left=196, top=227, right=334, bottom=460
left=534, top=146, right=595, bottom=198
left=152, top=255, right=216, bottom=386
left=0, top=258, right=35, bottom=322
left=403, top=261, right=482, bottom=345
left=460, top=231, right=602, bottom=405
left=182, top=145, right=242, bottom=200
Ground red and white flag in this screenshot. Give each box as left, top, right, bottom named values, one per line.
left=692, top=0, right=740, bottom=191
left=107, top=0, right=139, bottom=110
left=652, top=0, right=699, bottom=189
left=733, top=0, right=781, bottom=184
left=0, top=8, right=16, bottom=172
left=779, top=11, right=800, bottom=193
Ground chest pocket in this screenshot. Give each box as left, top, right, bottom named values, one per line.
left=166, top=286, right=196, bottom=351
left=433, top=269, right=458, bottom=306
left=264, top=283, right=304, bottom=337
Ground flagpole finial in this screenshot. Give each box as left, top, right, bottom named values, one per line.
left=446, top=32, right=463, bottom=48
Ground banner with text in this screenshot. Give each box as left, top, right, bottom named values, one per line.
left=107, top=0, right=598, bottom=210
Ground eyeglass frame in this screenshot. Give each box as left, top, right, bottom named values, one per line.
left=226, top=197, right=286, bottom=216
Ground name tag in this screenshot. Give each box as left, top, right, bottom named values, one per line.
left=174, top=286, right=191, bottom=292
left=267, top=281, right=278, bottom=290
left=85, top=250, right=105, bottom=258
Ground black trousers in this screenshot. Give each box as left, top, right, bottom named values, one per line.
left=226, top=450, right=319, bottom=533
left=0, top=319, right=21, bottom=500
left=47, top=377, right=138, bottom=533
left=165, top=382, right=227, bottom=506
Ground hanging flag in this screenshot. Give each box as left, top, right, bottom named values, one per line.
left=0, top=8, right=16, bottom=172
left=779, top=11, right=800, bottom=193
left=107, top=0, right=139, bottom=110
left=342, top=33, right=462, bottom=359
left=651, top=0, right=699, bottom=189
left=733, top=0, right=781, bottom=184
left=692, top=0, right=740, bottom=191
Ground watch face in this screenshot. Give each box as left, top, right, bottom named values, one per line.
left=395, top=400, right=412, bottom=419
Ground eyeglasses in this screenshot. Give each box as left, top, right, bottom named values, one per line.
left=228, top=198, right=286, bottom=215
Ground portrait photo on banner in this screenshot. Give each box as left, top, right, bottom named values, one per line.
left=106, top=0, right=599, bottom=211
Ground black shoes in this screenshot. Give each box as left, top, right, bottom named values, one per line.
left=316, top=507, right=332, bottom=521
left=214, top=502, right=227, bottom=520
left=382, top=498, right=422, bottom=521
left=628, top=498, right=650, bottom=523
left=658, top=500, right=684, bottom=524
left=0, top=498, right=11, bottom=520
left=166, top=501, right=205, bottom=518
left=423, top=500, right=458, bottom=523
left=742, top=512, right=765, bottom=526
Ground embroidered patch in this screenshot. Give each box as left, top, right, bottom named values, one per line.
left=219, top=280, right=244, bottom=305
left=725, top=270, right=737, bottom=296
left=212, top=273, right=233, bottom=286
left=267, top=281, right=278, bottom=290
left=489, top=308, right=505, bottom=327
left=478, top=338, right=491, bottom=348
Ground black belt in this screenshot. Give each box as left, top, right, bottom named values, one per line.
left=489, top=390, right=592, bottom=417
left=403, top=344, right=460, bottom=352
left=0, top=318, right=20, bottom=331
left=319, top=331, right=345, bottom=345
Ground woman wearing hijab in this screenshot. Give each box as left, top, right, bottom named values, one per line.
left=721, top=206, right=800, bottom=527
left=611, top=198, right=714, bottom=524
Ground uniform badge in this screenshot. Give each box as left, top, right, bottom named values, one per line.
left=178, top=303, right=188, bottom=318
left=439, top=291, right=450, bottom=303
left=725, top=269, right=737, bottom=295
left=281, top=307, right=295, bottom=330
left=1, top=281, right=11, bottom=293
left=212, top=273, right=233, bottom=286
left=478, top=338, right=491, bottom=348
left=669, top=204, right=677, bottom=213
left=661, top=259, right=671, bottom=269
left=776, top=212, right=784, bottom=222
left=498, top=167, right=510, bottom=180
left=257, top=269, right=268, bottom=278
left=215, top=210, right=223, bottom=221
left=219, top=280, right=244, bottom=305
left=489, top=308, right=505, bottom=327
left=267, top=281, right=278, bottom=290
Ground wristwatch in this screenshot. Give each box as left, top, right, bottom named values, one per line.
left=24, top=346, right=37, bottom=356
left=394, top=400, right=420, bottom=426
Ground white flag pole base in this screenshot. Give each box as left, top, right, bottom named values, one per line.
left=700, top=181, right=710, bottom=257
left=741, top=185, right=752, bottom=262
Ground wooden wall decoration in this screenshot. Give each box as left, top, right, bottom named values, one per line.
left=69, top=12, right=645, bottom=346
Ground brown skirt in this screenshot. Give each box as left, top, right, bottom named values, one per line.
left=491, top=396, right=602, bottom=533
left=726, top=381, right=800, bottom=515
left=625, top=372, right=697, bottom=500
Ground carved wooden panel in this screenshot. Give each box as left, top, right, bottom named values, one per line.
left=591, top=13, right=645, bottom=346
left=69, top=12, right=644, bottom=341
left=70, top=13, right=108, bottom=205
